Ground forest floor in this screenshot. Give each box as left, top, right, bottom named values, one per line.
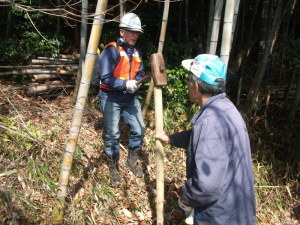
left=0, top=81, right=299, bottom=225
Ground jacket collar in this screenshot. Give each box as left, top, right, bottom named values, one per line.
left=191, top=93, right=226, bottom=124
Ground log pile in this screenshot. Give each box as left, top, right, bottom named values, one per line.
left=0, top=55, right=79, bottom=97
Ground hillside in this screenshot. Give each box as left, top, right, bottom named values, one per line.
left=0, top=81, right=299, bottom=225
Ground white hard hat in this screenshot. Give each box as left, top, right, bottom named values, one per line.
left=119, top=13, right=143, bottom=33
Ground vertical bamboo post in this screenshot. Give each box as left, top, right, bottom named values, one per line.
left=73, top=0, right=88, bottom=101
left=209, top=0, right=224, bottom=55
left=52, top=0, right=108, bottom=224
left=220, top=0, right=235, bottom=66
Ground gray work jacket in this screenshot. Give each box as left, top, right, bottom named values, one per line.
left=170, top=93, right=256, bottom=225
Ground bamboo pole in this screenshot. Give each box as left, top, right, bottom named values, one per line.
left=52, top=0, right=108, bottom=223
left=230, top=0, right=240, bottom=47
left=220, top=0, right=235, bottom=66
left=142, top=0, right=169, bottom=119
left=209, top=0, right=224, bottom=54
left=73, top=0, right=88, bottom=101
left=206, top=0, right=215, bottom=52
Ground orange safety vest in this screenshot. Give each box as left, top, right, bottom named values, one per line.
left=100, top=42, right=142, bottom=91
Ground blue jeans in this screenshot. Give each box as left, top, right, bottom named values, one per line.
left=100, top=97, right=145, bottom=158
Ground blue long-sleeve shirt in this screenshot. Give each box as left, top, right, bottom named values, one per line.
left=98, top=38, right=145, bottom=103
left=170, top=93, right=256, bottom=225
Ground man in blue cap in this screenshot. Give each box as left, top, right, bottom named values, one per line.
left=156, top=54, right=256, bottom=225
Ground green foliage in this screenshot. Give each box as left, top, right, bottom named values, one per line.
left=0, top=32, right=61, bottom=65
left=162, top=67, right=196, bottom=131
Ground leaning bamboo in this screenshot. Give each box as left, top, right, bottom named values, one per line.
left=142, top=0, right=170, bottom=119
left=52, top=0, right=108, bottom=223
left=220, top=0, right=235, bottom=66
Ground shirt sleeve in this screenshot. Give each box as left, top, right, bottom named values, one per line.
left=134, top=47, right=146, bottom=81
left=98, top=45, right=126, bottom=91
left=180, top=119, right=229, bottom=208
left=169, top=130, right=192, bottom=149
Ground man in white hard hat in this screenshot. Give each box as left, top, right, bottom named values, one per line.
left=156, top=54, right=256, bottom=224
left=97, top=13, right=146, bottom=187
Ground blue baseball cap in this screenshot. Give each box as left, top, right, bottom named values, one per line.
left=181, top=54, right=227, bottom=86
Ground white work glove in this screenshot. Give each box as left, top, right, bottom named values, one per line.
left=126, top=80, right=140, bottom=93
left=178, top=198, right=194, bottom=225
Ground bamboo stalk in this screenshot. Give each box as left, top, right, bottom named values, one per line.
left=142, top=0, right=170, bottom=119
left=220, top=0, right=235, bottom=66
left=52, top=0, right=108, bottom=223
left=209, top=0, right=224, bottom=54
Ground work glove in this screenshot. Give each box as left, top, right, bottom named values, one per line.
left=178, top=198, right=194, bottom=225
left=126, top=80, right=140, bottom=93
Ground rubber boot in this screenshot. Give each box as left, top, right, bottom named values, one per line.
left=125, top=151, right=143, bottom=178
left=107, top=157, right=120, bottom=188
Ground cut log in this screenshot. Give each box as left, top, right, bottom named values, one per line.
left=21, top=69, right=75, bottom=74
left=59, top=54, right=80, bottom=59
left=31, top=74, right=75, bottom=82
left=32, top=59, right=77, bottom=65
left=0, top=64, right=78, bottom=69
left=25, top=82, right=74, bottom=96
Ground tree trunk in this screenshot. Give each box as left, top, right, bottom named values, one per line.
left=52, top=0, right=108, bottom=223
left=185, top=0, right=189, bottom=40
left=236, top=0, right=261, bottom=106
left=177, top=1, right=183, bottom=42
left=73, top=0, right=88, bottom=101
left=56, top=0, right=61, bottom=35
left=209, top=0, right=224, bottom=55
left=289, top=75, right=300, bottom=123
left=5, top=7, right=11, bottom=40
left=246, top=0, right=283, bottom=113
left=230, top=0, right=240, bottom=48
left=258, top=0, right=269, bottom=62
left=220, top=0, right=235, bottom=66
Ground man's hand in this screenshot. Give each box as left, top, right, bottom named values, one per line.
left=126, top=80, right=137, bottom=93
left=126, top=80, right=140, bottom=93
left=155, top=132, right=170, bottom=145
